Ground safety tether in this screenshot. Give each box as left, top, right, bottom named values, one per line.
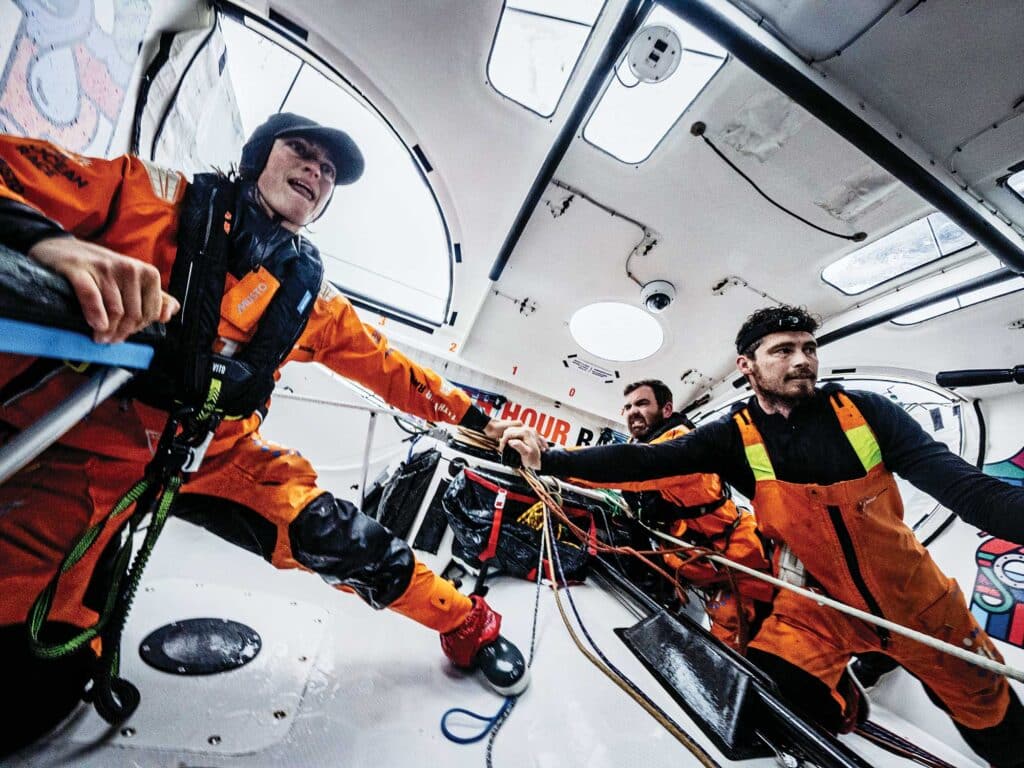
left=26, top=379, right=223, bottom=724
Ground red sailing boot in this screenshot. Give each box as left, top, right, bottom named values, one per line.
left=440, top=595, right=529, bottom=695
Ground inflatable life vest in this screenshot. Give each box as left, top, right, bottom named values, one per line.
left=133, top=175, right=323, bottom=419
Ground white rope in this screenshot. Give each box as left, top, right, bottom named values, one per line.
left=272, top=390, right=400, bottom=416
left=645, top=524, right=1024, bottom=683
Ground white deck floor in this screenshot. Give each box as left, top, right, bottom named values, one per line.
left=6, top=513, right=990, bottom=768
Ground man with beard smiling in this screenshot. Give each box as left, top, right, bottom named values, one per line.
left=503, top=305, right=1024, bottom=768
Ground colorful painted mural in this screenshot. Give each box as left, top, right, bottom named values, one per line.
left=971, top=447, right=1024, bottom=647
left=0, top=0, right=151, bottom=154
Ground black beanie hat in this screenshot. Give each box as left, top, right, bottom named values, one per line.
left=238, top=112, right=364, bottom=186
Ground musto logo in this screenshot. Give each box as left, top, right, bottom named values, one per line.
left=971, top=538, right=1024, bottom=647
left=237, top=281, right=268, bottom=316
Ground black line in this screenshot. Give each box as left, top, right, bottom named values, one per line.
left=412, top=144, right=433, bottom=173
left=807, top=0, right=901, bottom=64
left=661, top=0, right=1024, bottom=273
left=696, top=129, right=865, bottom=242
left=817, top=268, right=1018, bottom=346
left=150, top=22, right=219, bottom=160
left=489, top=0, right=655, bottom=280
left=131, top=32, right=175, bottom=156
left=826, top=504, right=889, bottom=646
left=268, top=7, right=308, bottom=40
left=278, top=63, right=301, bottom=113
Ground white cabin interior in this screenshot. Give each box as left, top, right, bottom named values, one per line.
left=1, top=0, right=1022, bottom=766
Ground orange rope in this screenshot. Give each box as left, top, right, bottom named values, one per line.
left=456, top=429, right=746, bottom=644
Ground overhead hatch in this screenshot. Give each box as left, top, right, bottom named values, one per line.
left=487, top=0, right=607, bottom=117
left=822, top=212, right=974, bottom=295
left=582, top=5, right=726, bottom=164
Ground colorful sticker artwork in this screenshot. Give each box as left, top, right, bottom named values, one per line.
left=970, top=447, right=1024, bottom=647
left=0, top=0, right=151, bottom=154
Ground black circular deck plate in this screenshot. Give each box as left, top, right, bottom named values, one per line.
left=139, top=618, right=262, bottom=675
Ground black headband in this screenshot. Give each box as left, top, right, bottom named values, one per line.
left=735, top=313, right=816, bottom=354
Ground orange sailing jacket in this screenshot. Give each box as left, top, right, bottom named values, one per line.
left=574, top=416, right=772, bottom=602
left=0, top=136, right=477, bottom=459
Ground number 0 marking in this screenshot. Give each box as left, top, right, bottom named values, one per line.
left=569, top=387, right=576, bottom=397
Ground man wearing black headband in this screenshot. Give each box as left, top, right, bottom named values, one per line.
left=502, top=304, right=1024, bottom=767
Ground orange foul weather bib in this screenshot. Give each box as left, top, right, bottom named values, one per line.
left=734, top=391, right=1010, bottom=730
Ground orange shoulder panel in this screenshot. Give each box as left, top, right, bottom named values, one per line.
left=0, top=136, right=185, bottom=278
left=828, top=390, right=869, bottom=432
left=733, top=408, right=763, bottom=447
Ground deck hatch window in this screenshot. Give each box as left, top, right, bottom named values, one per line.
left=1006, top=168, right=1024, bottom=204
left=487, top=0, right=606, bottom=117
left=582, top=5, right=726, bottom=164
left=821, top=212, right=975, bottom=295
left=221, top=16, right=452, bottom=328
left=891, top=255, right=1024, bottom=325
left=569, top=301, right=663, bottom=361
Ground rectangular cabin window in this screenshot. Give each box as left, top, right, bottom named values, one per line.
left=822, top=212, right=976, bottom=296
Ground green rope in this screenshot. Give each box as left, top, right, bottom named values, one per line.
left=27, top=478, right=153, bottom=659
left=26, top=378, right=223, bottom=723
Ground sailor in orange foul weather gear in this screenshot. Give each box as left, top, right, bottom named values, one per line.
left=0, top=114, right=526, bottom=755
left=735, top=391, right=1010, bottom=733
left=579, top=379, right=772, bottom=648
left=508, top=305, right=1024, bottom=768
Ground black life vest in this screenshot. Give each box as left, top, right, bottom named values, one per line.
left=132, top=174, right=323, bottom=419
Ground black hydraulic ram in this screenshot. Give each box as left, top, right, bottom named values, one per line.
left=595, top=559, right=873, bottom=768
left=936, top=366, right=1024, bottom=388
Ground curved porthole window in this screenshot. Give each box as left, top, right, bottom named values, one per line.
left=221, top=16, right=452, bottom=328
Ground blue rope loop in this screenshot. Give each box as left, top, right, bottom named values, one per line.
left=440, top=697, right=514, bottom=744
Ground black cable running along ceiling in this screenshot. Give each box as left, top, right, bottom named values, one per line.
left=690, top=122, right=866, bottom=243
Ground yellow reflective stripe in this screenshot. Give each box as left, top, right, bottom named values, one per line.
left=744, top=442, right=776, bottom=481
left=845, top=423, right=883, bottom=472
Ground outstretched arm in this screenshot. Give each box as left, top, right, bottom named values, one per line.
left=501, top=420, right=742, bottom=488
left=307, top=283, right=505, bottom=431
left=860, top=390, right=1024, bottom=543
